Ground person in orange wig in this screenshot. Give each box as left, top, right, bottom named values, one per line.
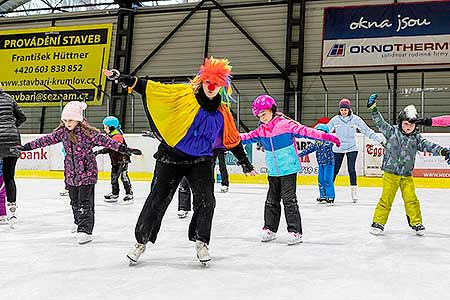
left=104, top=57, right=256, bottom=266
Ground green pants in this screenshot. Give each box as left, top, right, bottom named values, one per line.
left=372, top=172, right=422, bottom=227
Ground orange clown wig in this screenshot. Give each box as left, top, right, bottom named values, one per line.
left=191, top=56, right=234, bottom=105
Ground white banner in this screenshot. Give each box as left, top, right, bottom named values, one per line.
left=15, top=133, right=450, bottom=178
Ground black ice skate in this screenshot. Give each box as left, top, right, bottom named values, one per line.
left=316, top=197, right=327, bottom=204
left=104, top=193, right=119, bottom=203
left=123, top=194, right=134, bottom=204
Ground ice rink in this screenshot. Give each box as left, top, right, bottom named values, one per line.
left=1, top=179, right=450, bottom=300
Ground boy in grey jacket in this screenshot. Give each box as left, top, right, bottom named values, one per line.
left=367, top=94, right=450, bottom=236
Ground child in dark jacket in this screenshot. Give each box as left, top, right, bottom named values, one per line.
left=367, top=94, right=450, bottom=236
left=299, top=124, right=336, bottom=205
left=16, top=101, right=141, bottom=244
left=95, top=116, right=134, bottom=203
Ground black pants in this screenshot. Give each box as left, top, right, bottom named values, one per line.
left=264, top=173, right=302, bottom=234
left=111, top=163, right=132, bottom=195
left=214, top=151, right=229, bottom=187
left=135, top=159, right=215, bottom=244
left=333, top=151, right=358, bottom=185
left=2, top=156, right=18, bottom=203
left=178, top=176, right=191, bottom=211
left=69, top=184, right=95, bottom=234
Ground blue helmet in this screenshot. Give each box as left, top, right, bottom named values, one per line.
left=315, top=123, right=329, bottom=133
left=102, top=116, right=120, bottom=129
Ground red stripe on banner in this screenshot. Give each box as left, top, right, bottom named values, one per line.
left=413, top=169, right=450, bottom=178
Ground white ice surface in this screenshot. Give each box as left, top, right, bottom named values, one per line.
left=1, top=179, right=450, bottom=300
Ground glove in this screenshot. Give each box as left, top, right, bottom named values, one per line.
left=237, top=157, right=255, bottom=174
left=441, top=148, right=450, bottom=165
left=414, top=118, right=432, bottom=126
left=104, top=69, right=121, bottom=83
left=326, top=134, right=341, bottom=148
left=127, top=147, right=142, bottom=156
left=367, top=94, right=378, bottom=111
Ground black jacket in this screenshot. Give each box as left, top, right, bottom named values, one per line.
left=0, top=90, right=27, bottom=158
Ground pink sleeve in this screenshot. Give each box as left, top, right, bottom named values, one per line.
left=432, top=115, right=450, bottom=127
left=285, top=120, right=329, bottom=141
left=239, top=128, right=261, bottom=144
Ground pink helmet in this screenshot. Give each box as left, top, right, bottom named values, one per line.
left=252, top=95, right=277, bottom=117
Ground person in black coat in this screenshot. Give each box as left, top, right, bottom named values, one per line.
left=0, top=84, right=27, bottom=221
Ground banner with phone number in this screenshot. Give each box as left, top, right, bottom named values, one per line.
left=0, top=24, right=112, bottom=107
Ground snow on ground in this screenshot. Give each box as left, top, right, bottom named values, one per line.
left=1, top=179, right=450, bottom=300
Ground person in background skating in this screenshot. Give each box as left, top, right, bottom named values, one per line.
left=0, top=84, right=27, bottom=224
left=104, top=57, right=256, bottom=265
left=15, top=101, right=141, bottom=244
left=177, top=177, right=191, bottom=218
left=94, top=116, right=134, bottom=204
left=214, top=149, right=230, bottom=193
left=367, top=94, right=450, bottom=236
left=327, top=98, right=384, bottom=203
left=0, top=159, right=7, bottom=225
left=298, top=123, right=335, bottom=205
left=240, top=95, right=341, bottom=245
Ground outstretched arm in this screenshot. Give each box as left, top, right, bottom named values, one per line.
left=285, top=120, right=340, bottom=147
left=92, top=131, right=141, bottom=156
left=20, top=128, right=64, bottom=150
left=416, top=115, right=450, bottom=127
left=239, top=129, right=261, bottom=145
left=367, top=94, right=394, bottom=138
left=228, top=142, right=257, bottom=175
left=103, top=69, right=147, bottom=95
left=298, top=142, right=320, bottom=157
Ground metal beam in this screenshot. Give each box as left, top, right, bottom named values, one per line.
left=204, top=8, right=211, bottom=58
left=130, top=0, right=207, bottom=76
left=210, top=0, right=285, bottom=75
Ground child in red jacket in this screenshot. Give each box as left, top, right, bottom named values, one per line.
left=95, top=116, right=134, bottom=204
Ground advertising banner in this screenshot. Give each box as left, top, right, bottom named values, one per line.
left=322, top=1, right=450, bottom=67
left=0, top=24, right=112, bottom=106
left=16, top=134, right=450, bottom=178
left=363, top=134, right=450, bottom=177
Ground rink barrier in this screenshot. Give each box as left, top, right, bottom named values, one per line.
left=15, top=133, right=450, bottom=188
left=15, top=170, right=450, bottom=188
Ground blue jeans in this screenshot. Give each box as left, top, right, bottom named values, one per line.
left=318, top=164, right=335, bottom=199
left=333, top=151, right=358, bottom=186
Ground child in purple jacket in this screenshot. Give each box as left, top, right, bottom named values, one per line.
left=16, top=101, right=141, bottom=244
left=240, top=95, right=340, bottom=245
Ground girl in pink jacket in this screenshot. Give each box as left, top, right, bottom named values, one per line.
left=240, top=95, right=340, bottom=245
